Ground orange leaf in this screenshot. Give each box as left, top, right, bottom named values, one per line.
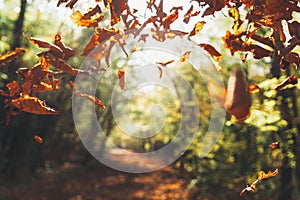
left=248, top=83, right=261, bottom=94
left=8, top=94, right=60, bottom=115
left=257, top=168, right=279, bottom=181
left=118, top=70, right=125, bottom=90
left=180, top=51, right=191, bottom=62
left=34, top=135, right=43, bottom=143
left=189, top=21, right=205, bottom=37
left=270, top=141, right=280, bottom=150
left=0, top=48, right=26, bottom=65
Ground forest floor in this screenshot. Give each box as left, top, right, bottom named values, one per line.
left=2, top=148, right=190, bottom=200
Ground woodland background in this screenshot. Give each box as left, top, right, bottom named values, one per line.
left=0, top=0, right=300, bottom=199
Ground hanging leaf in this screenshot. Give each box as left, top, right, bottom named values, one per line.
left=33, top=135, right=43, bottom=143
left=225, top=68, right=251, bottom=123
left=274, top=75, right=298, bottom=90
left=0, top=48, right=26, bottom=65
left=118, top=70, right=125, bottom=90
left=69, top=82, right=106, bottom=109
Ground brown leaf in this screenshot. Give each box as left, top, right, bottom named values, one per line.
left=69, top=81, right=106, bottom=109
left=198, top=43, right=222, bottom=63
left=54, top=34, right=76, bottom=60
left=156, top=60, right=174, bottom=67
left=183, top=5, right=200, bottom=24
left=225, top=68, right=251, bottom=123
left=57, top=0, right=78, bottom=8
left=25, top=34, right=64, bottom=58
left=0, top=48, right=26, bottom=65
left=7, top=81, right=21, bottom=97
left=274, top=75, right=298, bottom=90
left=109, top=0, right=128, bottom=26
left=118, top=70, right=125, bottom=90
left=157, top=66, right=163, bottom=78
left=8, top=94, right=60, bottom=115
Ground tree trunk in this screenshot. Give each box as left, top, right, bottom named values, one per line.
left=11, top=0, right=27, bottom=50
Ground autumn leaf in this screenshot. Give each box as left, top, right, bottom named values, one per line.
left=69, top=82, right=106, bottom=109
left=257, top=168, right=279, bottom=181
left=270, top=141, right=280, bottom=150
left=54, top=34, right=76, bottom=60
left=8, top=94, right=60, bottom=115
left=198, top=43, right=222, bottom=63
left=57, top=0, right=78, bottom=9
left=156, top=60, right=174, bottom=67
left=183, top=5, right=200, bottom=24
left=189, top=21, right=205, bottom=37
left=240, top=182, right=256, bottom=196
left=180, top=51, right=191, bottom=62
left=34, top=135, right=43, bottom=143
left=70, top=6, right=104, bottom=28
left=24, top=34, right=64, bottom=58
left=157, top=66, right=163, bottom=78
left=248, top=83, right=261, bottom=94
left=0, top=48, right=26, bottom=65
left=118, top=70, right=125, bottom=90
left=225, top=68, right=251, bottom=123
left=274, top=75, right=298, bottom=90
left=6, top=81, right=21, bottom=97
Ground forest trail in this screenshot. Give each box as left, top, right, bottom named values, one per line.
left=4, top=148, right=189, bottom=200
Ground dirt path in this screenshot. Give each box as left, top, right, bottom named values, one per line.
left=4, top=149, right=189, bottom=200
